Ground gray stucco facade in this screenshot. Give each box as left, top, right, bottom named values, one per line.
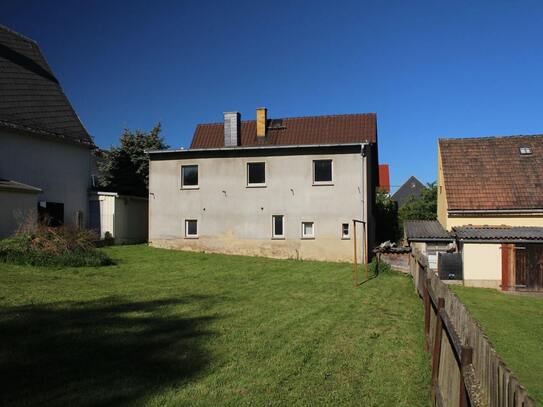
left=0, top=128, right=91, bottom=230
left=149, top=144, right=376, bottom=262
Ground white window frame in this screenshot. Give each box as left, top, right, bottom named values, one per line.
left=312, top=159, right=334, bottom=185
left=341, top=223, right=350, bottom=239
left=272, top=215, right=285, bottom=239
left=246, top=161, right=267, bottom=187
left=301, top=221, right=315, bottom=239
left=185, top=219, right=198, bottom=238
left=181, top=164, right=199, bottom=189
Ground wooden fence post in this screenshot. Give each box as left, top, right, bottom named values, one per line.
left=423, top=276, right=430, bottom=352
left=431, top=297, right=445, bottom=402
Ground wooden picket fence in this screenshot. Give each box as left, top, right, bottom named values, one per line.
left=409, top=249, right=536, bottom=407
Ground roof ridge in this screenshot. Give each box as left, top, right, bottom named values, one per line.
left=0, top=24, right=38, bottom=45
left=439, top=134, right=543, bottom=142
left=195, top=112, right=377, bottom=127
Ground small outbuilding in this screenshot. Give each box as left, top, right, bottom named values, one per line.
left=89, top=192, right=148, bottom=244
left=0, top=179, right=41, bottom=238
left=404, top=220, right=453, bottom=270
left=454, top=226, right=543, bottom=292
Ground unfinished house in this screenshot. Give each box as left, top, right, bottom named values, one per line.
left=148, top=109, right=379, bottom=262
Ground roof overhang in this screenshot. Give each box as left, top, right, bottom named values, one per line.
left=449, top=209, right=543, bottom=215
left=148, top=142, right=368, bottom=160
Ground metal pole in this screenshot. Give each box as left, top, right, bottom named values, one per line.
left=353, top=220, right=358, bottom=286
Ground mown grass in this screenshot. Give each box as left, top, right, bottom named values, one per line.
left=451, top=286, right=543, bottom=403
left=0, top=245, right=430, bottom=406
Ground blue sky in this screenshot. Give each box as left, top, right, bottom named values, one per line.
left=4, top=0, right=543, bottom=191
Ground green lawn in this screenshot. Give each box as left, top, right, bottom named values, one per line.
left=451, top=286, right=543, bottom=403
left=0, top=246, right=430, bottom=406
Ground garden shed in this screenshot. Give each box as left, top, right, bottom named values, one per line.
left=89, top=192, right=148, bottom=244
left=455, top=226, right=543, bottom=291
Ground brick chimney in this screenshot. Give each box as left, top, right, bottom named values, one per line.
left=224, top=112, right=240, bottom=147
left=256, top=107, right=267, bottom=138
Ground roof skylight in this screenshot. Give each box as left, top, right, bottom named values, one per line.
left=519, top=147, right=533, bottom=155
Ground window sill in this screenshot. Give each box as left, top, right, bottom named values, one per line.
left=246, top=184, right=267, bottom=188
left=181, top=186, right=199, bottom=190
left=312, top=182, right=334, bottom=186
left=184, top=236, right=199, bottom=239
left=301, top=237, right=315, bottom=240
left=341, top=237, right=351, bottom=240
left=271, top=237, right=285, bottom=240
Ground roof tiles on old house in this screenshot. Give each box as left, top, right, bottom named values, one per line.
left=454, top=226, right=543, bottom=241
left=190, top=113, right=377, bottom=149
left=439, top=135, right=543, bottom=211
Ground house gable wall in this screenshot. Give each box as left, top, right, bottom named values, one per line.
left=0, top=128, right=91, bottom=227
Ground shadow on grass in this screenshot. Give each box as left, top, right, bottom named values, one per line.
left=0, top=296, right=215, bottom=406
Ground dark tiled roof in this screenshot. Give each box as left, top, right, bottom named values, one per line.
left=392, top=176, right=425, bottom=207
left=404, top=220, right=452, bottom=241
left=0, top=178, right=41, bottom=193
left=454, top=226, right=543, bottom=241
left=0, top=25, right=92, bottom=145
left=190, top=113, right=376, bottom=149
left=439, top=135, right=543, bottom=211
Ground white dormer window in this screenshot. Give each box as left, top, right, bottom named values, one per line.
left=519, top=147, right=532, bottom=155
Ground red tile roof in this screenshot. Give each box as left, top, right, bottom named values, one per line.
left=378, top=164, right=390, bottom=192
left=190, top=113, right=377, bottom=149
left=439, top=135, right=543, bottom=211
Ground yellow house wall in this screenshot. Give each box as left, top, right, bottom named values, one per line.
left=437, top=143, right=449, bottom=229
left=447, top=216, right=543, bottom=229
left=462, top=243, right=502, bottom=289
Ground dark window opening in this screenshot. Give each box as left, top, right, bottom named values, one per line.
left=185, top=219, right=198, bottom=237
left=248, top=162, right=266, bottom=185
left=38, top=201, right=64, bottom=227
left=314, top=160, right=333, bottom=183
left=182, top=165, right=198, bottom=187
left=273, top=215, right=284, bottom=237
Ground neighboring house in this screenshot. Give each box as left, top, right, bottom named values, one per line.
left=404, top=220, right=453, bottom=270
left=0, top=25, right=93, bottom=237
left=438, top=135, right=543, bottom=230
left=89, top=191, right=148, bottom=244
left=148, top=108, right=379, bottom=262
left=392, top=175, right=425, bottom=207
left=378, top=164, right=390, bottom=193
left=454, top=226, right=543, bottom=291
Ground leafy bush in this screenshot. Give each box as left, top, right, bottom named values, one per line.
left=0, top=226, right=113, bottom=267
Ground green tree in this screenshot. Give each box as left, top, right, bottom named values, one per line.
left=398, top=182, right=438, bottom=223
left=375, top=189, right=400, bottom=243
left=98, top=123, right=168, bottom=196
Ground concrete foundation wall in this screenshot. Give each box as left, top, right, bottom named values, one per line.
left=149, top=151, right=369, bottom=262
left=0, top=129, right=91, bottom=227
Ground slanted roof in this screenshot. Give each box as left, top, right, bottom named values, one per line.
left=0, top=178, right=41, bottom=193
left=0, top=25, right=92, bottom=145
left=392, top=176, right=425, bottom=207
left=439, top=135, right=543, bottom=211
left=378, top=164, right=390, bottom=192
left=404, top=220, right=452, bottom=242
left=190, top=113, right=377, bottom=149
left=454, top=226, right=543, bottom=242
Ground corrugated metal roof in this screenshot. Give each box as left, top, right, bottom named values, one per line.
left=454, top=226, right=543, bottom=241
left=404, top=220, right=452, bottom=241
left=190, top=113, right=377, bottom=149
left=0, top=178, right=41, bottom=193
